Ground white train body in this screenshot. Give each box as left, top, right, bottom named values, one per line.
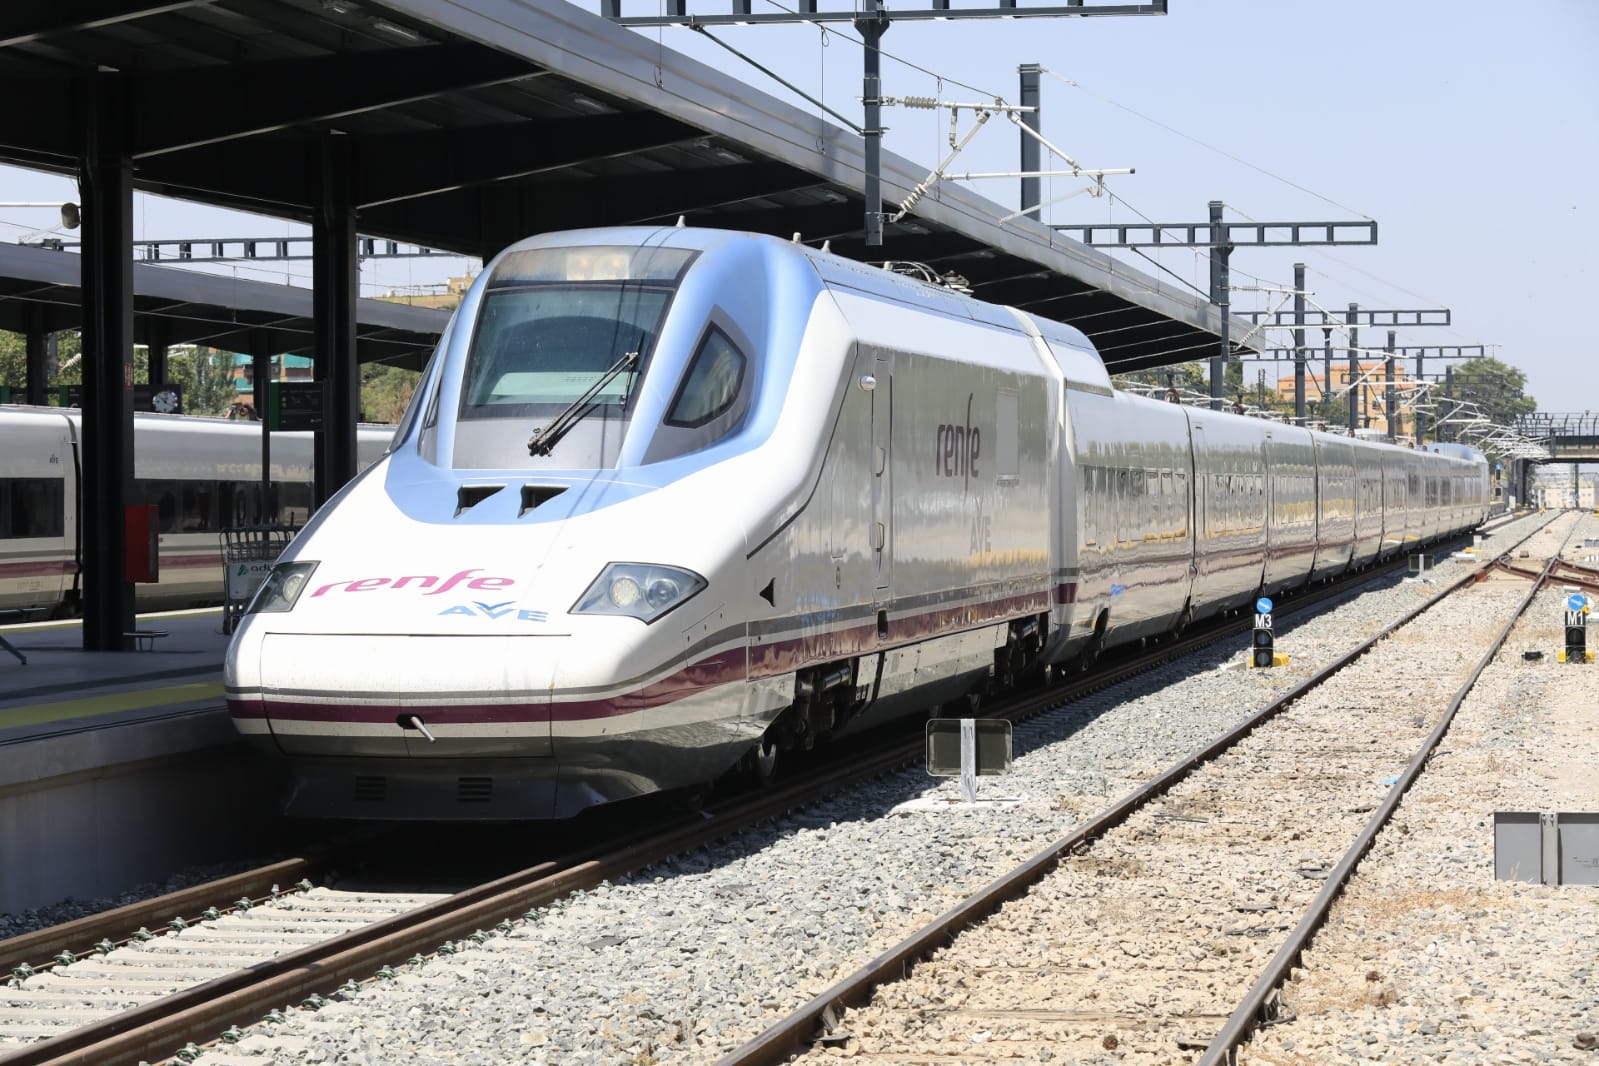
left=223, top=227, right=1490, bottom=820
left=0, top=406, right=390, bottom=616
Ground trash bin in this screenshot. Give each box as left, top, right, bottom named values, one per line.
left=221, top=525, right=296, bottom=634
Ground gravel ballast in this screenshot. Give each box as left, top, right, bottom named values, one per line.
left=9, top=514, right=1567, bottom=1066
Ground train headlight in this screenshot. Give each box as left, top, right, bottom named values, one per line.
left=247, top=561, right=319, bottom=615
left=574, top=563, right=706, bottom=623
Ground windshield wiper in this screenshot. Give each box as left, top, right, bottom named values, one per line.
left=527, top=347, right=639, bottom=457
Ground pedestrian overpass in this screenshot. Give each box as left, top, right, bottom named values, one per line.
left=1514, top=413, right=1599, bottom=463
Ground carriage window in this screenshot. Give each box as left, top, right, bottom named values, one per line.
left=665, top=326, right=746, bottom=428
left=996, top=392, right=1020, bottom=480
left=0, top=478, right=65, bottom=539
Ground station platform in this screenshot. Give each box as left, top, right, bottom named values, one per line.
left=1, top=609, right=229, bottom=729
left=0, top=611, right=286, bottom=916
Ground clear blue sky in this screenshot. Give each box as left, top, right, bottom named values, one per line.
left=3, top=0, right=1594, bottom=411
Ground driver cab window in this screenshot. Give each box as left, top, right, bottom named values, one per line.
left=665, top=326, right=745, bottom=428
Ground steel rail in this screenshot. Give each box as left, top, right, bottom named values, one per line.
left=0, top=520, right=1543, bottom=1066
left=0, top=858, right=322, bottom=975
left=1198, top=523, right=1575, bottom=1065
left=711, top=516, right=1559, bottom=1066
left=0, top=526, right=1449, bottom=979
left=0, top=745, right=917, bottom=1066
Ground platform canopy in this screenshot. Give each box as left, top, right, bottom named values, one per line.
left=0, top=241, right=448, bottom=364
left=0, top=0, right=1250, bottom=374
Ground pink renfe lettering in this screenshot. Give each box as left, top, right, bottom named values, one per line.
left=309, top=570, right=514, bottom=597
left=344, top=578, right=391, bottom=592
left=424, top=569, right=483, bottom=596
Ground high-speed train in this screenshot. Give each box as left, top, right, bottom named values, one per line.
left=224, top=227, right=1490, bottom=820
left=0, top=406, right=390, bottom=616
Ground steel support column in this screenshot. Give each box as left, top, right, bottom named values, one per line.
left=1415, top=348, right=1427, bottom=445
left=1292, top=262, right=1306, bottom=426
left=1019, top=63, right=1041, bottom=223
left=312, top=132, right=359, bottom=508
left=1208, top=200, right=1231, bottom=411
left=1347, top=302, right=1359, bottom=435
left=79, top=71, right=136, bottom=649
left=1385, top=330, right=1396, bottom=442
left=251, top=332, right=272, bottom=522
left=1322, top=328, right=1333, bottom=423
left=24, top=305, right=47, bottom=406
left=146, top=316, right=169, bottom=390
left=856, top=2, right=888, bottom=248
left=1444, top=364, right=1454, bottom=443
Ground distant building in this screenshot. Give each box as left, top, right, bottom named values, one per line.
left=1276, top=361, right=1419, bottom=439
left=1529, top=468, right=1599, bottom=509
left=378, top=273, right=476, bottom=311
left=229, top=353, right=315, bottom=416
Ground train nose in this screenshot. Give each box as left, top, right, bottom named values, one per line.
left=236, top=633, right=560, bottom=758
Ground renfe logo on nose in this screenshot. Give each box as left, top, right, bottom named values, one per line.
left=310, top=569, right=514, bottom=597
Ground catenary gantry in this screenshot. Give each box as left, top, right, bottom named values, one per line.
left=0, top=0, right=1252, bottom=648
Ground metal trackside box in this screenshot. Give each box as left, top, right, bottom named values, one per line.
left=1494, top=811, right=1599, bottom=885
left=926, top=718, right=1012, bottom=776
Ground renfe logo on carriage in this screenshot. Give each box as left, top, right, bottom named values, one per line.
left=310, top=569, right=515, bottom=597
left=935, top=394, right=981, bottom=487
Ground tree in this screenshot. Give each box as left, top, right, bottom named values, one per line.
left=0, top=331, right=241, bottom=414
left=166, top=347, right=239, bottom=416
left=1444, top=356, right=1537, bottom=429
left=0, top=329, right=82, bottom=400
left=360, top=363, right=420, bottom=424
left=0, top=329, right=22, bottom=389
left=1315, top=390, right=1357, bottom=433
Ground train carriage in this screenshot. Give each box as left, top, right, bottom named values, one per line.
left=1310, top=434, right=1357, bottom=578
left=0, top=408, right=75, bottom=613
left=0, top=406, right=390, bottom=616
left=217, top=226, right=1491, bottom=821
left=1262, top=425, right=1318, bottom=595
left=1067, top=388, right=1195, bottom=653
left=1187, top=408, right=1269, bottom=619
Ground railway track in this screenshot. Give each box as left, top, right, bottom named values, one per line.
left=0, top=514, right=1553, bottom=1066
left=715, top=514, right=1580, bottom=1066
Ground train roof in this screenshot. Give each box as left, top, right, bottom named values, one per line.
left=483, top=226, right=1113, bottom=390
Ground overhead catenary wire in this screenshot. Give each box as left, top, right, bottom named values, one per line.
left=1019, top=75, right=1460, bottom=355
left=691, top=24, right=863, bottom=133
left=1043, top=69, right=1373, bottom=222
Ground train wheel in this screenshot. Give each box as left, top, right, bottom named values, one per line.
left=1172, top=604, right=1194, bottom=640
left=744, top=733, right=780, bottom=788
left=1076, top=634, right=1103, bottom=672
left=1076, top=613, right=1108, bottom=672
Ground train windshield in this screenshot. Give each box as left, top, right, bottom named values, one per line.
left=459, top=245, right=697, bottom=422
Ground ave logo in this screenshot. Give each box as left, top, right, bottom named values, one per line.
left=438, top=600, right=549, bottom=623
